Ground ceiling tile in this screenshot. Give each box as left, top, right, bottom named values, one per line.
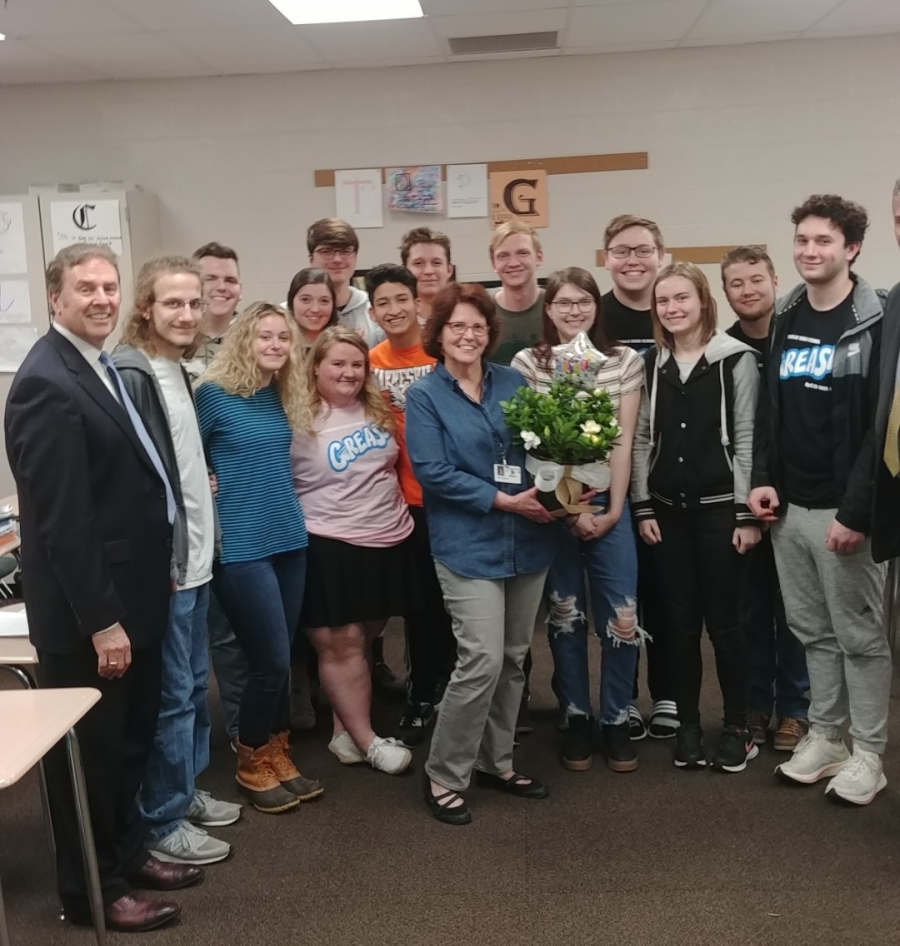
left=0, top=0, right=143, bottom=35
left=161, top=28, right=327, bottom=73
left=566, top=0, right=711, bottom=47
left=805, top=0, right=900, bottom=33
left=429, top=9, right=567, bottom=39
left=102, top=0, right=287, bottom=30
left=421, top=0, right=564, bottom=12
left=299, top=18, right=443, bottom=60
left=0, top=37, right=105, bottom=84
left=681, top=32, right=801, bottom=47
left=687, top=0, right=843, bottom=40
left=26, top=32, right=217, bottom=81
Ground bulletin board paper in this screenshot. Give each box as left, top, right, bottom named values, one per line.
left=0, top=280, right=32, bottom=324
left=334, top=169, right=384, bottom=229
left=0, top=204, right=28, bottom=275
left=50, top=199, right=123, bottom=256
left=446, top=164, right=488, bottom=218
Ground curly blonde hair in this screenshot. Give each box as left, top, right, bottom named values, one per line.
left=302, top=326, right=396, bottom=435
left=198, top=301, right=310, bottom=430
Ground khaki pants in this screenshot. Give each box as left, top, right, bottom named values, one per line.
left=426, top=563, right=547, bottom=791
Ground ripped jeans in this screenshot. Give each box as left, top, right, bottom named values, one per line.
left=545, top=499, right=641, bottom=726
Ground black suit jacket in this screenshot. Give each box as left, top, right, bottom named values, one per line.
left=4, top=328, right=173, bottom=654
left=873, top=282, right=900, bottom=563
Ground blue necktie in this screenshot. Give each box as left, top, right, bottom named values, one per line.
left=99, top=352, right=177, bottom=525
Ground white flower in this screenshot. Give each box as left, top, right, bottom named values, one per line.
left=580, top=420, right=601, bottom=435
left=521, top=430, right=542, bottom=451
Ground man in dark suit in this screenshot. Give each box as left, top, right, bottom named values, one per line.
left=873, top=179, right=900, bottom=564
left=4, top=244, right=202, bottom=932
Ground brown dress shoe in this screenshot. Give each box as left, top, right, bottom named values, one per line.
left=131, top=855, right=204, bottom=891
left=69, top=893, right=180, bottom=932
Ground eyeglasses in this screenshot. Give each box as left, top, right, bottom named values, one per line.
left=607, top=244, right=657, bottom=259
left=314, top=246, right=356, bottom=260
left=157, top=298, right=207, bottom=312
left=445, top=321, right=489, bottom=337
left=551, top=298, right=595, bottom=314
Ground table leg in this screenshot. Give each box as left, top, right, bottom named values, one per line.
left=65, top=730, right=107, bottom=946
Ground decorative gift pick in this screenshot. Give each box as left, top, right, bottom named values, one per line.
left=501, top=333, right=621, bottom=517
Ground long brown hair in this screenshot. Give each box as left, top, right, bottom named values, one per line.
left=301, top=326, right=396, bottom=435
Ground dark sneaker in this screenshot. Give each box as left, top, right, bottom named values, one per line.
left=560, top=715, right=593, bottom=771
left=674, top=723, right=706, bottom=769
left=372, top=661, right=407, bottom=700
left=747, top=712, right=771, bottom=747
left=395, top=702, right=436, bottom=749
left=600, top=722, right=638, bottom=773
left=515, top=694, right=534, bottom=735
left=627, top=704, right=648, bottom=740
left=711, top=725, right=759, bottom=773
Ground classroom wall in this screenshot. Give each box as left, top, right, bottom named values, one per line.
left=2, top=33, right=900, bottom=494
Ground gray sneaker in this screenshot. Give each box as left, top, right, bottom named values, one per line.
left=186, top=789, right=242, bottom=827
left=146, top=821, right=230, bottom=865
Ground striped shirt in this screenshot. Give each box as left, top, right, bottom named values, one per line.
left=196, top=382, right=308, bottom=564
left=510, top=344, right=644, bottom=408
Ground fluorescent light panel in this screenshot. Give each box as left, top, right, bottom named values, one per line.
left=0, top=34, right=6, bottom=41
left=268, top=1, right=423, bottom=25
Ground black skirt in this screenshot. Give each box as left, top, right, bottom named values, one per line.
left=301, top=532, right=422, bottom=628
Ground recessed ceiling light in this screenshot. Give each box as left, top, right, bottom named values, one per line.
left=268, top=1, right=423, bottom=25
left=0, top=34, right=6, bottom=41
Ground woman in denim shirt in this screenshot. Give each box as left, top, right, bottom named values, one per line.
left=406, top=283, right=557, bottom=826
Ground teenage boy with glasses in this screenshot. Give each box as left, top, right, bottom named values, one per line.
left=602, top=214, right=677, bottom=742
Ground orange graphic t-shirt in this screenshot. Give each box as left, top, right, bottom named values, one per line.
left=369, top=340, right=436, bottom=507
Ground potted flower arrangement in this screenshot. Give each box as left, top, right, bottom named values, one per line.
left=501, top=335, right=621, bottom=517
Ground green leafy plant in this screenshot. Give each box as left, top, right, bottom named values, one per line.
left=500, top=378, right=621, bottom=466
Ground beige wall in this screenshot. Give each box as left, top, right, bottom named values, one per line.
left=2, top=33, right=900, bottom=494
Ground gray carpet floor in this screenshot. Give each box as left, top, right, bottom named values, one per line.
left=2, top=622, right=899, bottom=946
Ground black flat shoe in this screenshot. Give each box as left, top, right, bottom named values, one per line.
left=474, top=770, right=549, bottom=799
left=422, top=770, right=472, bottom=825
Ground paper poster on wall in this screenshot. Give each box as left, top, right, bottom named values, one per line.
left=0, top=325, right=39, bottom=373
left=0, top=280, right=32, bottom=324
left=50, top=199, right=123, bottom=256
left=447, top=164, right=488, bottom=219
left=386, top=165, right=443, bottom=214
left=334, top=169, right=384, bottom=229
left=489, top=169, right=549, bottom=229
left=0, top=204, right=28, bottom=275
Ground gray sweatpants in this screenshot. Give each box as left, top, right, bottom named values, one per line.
left=425, top=562, right=547, bottom=791
left=771, top=504, right=890, bottom=753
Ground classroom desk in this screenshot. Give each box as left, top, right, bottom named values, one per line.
left=0, top=688, right=106, bottom=946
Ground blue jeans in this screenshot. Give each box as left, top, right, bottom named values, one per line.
left=545, top=501, right=640, bottom=726
left=207, top=587, right=250, bottom=739
left=142, top=583, right=211, bottom=840
left=213, top=549, right=307, bottom=749
left=741, top=531, right=810, bottom=719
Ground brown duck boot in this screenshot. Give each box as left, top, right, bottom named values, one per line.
left=235, top=739, right=301, bottom=813
left=269, top=732, right=325, bottom=801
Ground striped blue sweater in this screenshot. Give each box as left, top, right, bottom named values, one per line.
left=196, top=382, right=308, bottom=564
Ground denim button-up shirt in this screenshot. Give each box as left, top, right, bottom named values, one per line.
left=405, top=361, right=558, bottom=580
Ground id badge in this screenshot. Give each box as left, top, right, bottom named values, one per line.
left=493, top=463, right=523, bottom=485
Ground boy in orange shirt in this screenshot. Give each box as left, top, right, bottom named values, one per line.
left=367, top=264, right=456, bottom=747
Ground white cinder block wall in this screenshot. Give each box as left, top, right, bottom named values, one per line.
left=1, top=34, right=900, bottom=493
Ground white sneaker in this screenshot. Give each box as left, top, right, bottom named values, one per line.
left=825, top=747, right=887, bottom=805
left=328, top=731, right=365, bottom=765
left=365, top=736, right=412, bottom=775
left=774, top=730, right=850, bottom=784
left=146, top=820, right=230, bottom=865
left=186, top=789, right=242, bottom=827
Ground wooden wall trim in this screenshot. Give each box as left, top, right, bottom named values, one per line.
left=314, top=152, right=648, bottom=187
